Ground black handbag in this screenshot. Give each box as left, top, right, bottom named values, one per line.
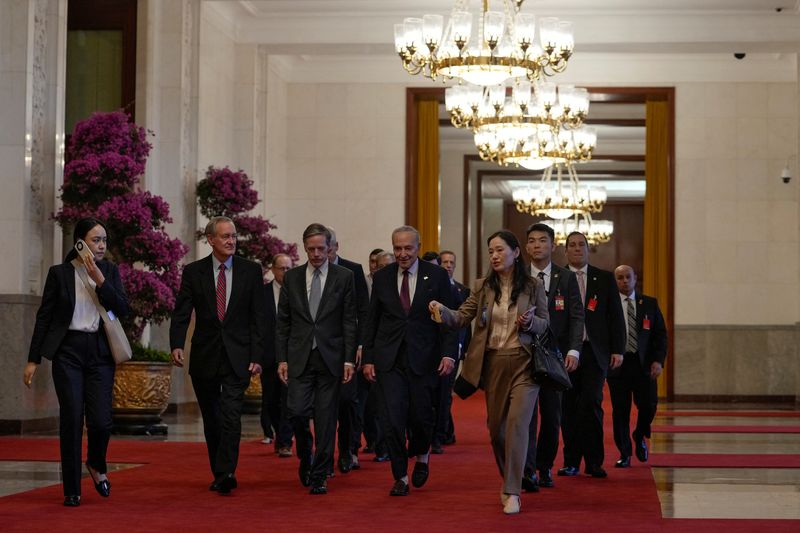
left=530, top=328, right=572, bottom=391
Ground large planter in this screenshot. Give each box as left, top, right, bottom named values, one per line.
left=243, top=374, right=262, bottom=415
left=112, top=361, right=172, bottom=435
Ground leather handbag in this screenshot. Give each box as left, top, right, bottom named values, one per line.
left=530, top=328, right=571, bottom=391
left=72, top=260, right=132, bottom=364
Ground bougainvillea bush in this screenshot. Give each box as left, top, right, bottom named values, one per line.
left=55, top=111, right=188, bottom=342
left=196, top=166, right=298, bottom=265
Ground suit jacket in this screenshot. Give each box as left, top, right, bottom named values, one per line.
left=452, top=280, right=472, bottom=358
left=336, top=256, right=369, bottom=345
left=442, top=276, right=549, bottom=392
left=275, top=262, right=357, bottom=378
left=28, top=259, right=130, bottom=364
left=541, top=264, right=584, bottom=356
left=362, top=260, right=457, bottom=376
left=575, top=264, right=626, bottom=370
left=170, top=254, right=267, bottom=380
left=263, top=281, right=279, bottom=368
left=610, top=293, right=668, bottom=377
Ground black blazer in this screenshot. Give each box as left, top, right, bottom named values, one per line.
left=336, top=256, right=369, bottom=345
left=28, top=259, right=129, bottom=364
left=575, top=264, right=626, bottom=370
left=276, top=262, right=357, bottom=378
left=452, top=280, right=472, bottom=358
left=362, top=260, right=457, bottom=376
left=610, top=293, right=668, bottom=377
left=263, top=281, right=279, bottom=368
left=542, top=264, right=584, bottom=356
left=169, top=254, right=267, bottom=380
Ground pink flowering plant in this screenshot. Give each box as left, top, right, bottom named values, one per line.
left=196, top=166, right=298, bottom=265
left=55, top=111, right=189, bottom=342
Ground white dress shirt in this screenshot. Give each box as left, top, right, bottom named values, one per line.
left=530, top=262, right=552, bottom=293
left=69, top=269, right=100, bottom=332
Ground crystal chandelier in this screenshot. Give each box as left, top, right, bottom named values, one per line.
left=395, top=0, right=575, bottom=87
left=543, top=214, right=614, bottom=245
left=513, top=163, right=607, bottom=219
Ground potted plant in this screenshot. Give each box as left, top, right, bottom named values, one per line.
left=111, top=344, right=173, bottom=435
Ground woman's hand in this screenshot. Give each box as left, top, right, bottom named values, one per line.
left=83, top=252, right=105, bottom=287
left=516, top=307, right=534, bottom=329
left=23, top=362, right=38, bottom=388
left=428, top=300, right=442, bottom=314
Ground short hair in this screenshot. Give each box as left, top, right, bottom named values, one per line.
left=326, top=226, right=338, bottom=246
left=302, top=223, right=331, bottom=245
left=369, top=248, right=384, bottom=257
left=271, top=253, right=291, bottom=266
left=566, top=231, right=588, bottom=247
left=376, top=251, right=395, bottom=262
left=391, top=225, right=420, bottom=244
left=421, top=251, right=440, bottom=264
left=439, top=250, right=456, bottom=259
left=205, top=216, right=235, bottom=237
left=526, top=222, right=555, bottom=243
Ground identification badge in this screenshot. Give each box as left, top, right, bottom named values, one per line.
left=555, top=295, right=565, bottom=311
left=587, top=296, right=598, bottom=312
left=643, top=315, right=650, bottom=330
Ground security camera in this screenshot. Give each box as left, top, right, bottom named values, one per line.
left=781, top=165, right=792, bottom=184
left=734, top=52, right=746, bottom=60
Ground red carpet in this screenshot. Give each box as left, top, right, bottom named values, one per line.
left=649, top=453, right=800, bottom=469
left=0, top=392, right=798, bottom=532
left=652, top=425, right=800, bottom=434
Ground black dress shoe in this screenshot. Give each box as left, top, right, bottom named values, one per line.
left=210, top=474, right=238, bottom=492
left=615, top=456, right=631, bottom=468
left=411, top=462, right=429, bottom=488
left=350, top=455, right=361, bottom=470
left=585, top=465, right=608, bottom=478
left=557, top=466, right=580, bottom=477
left=86, top=463, right=110, bottom=497
left=309, top=480, right=327, bottom=495
left=63, top=495, right=80, bottom=507
left=538, top=469, right=554, bottom=488
left=299, top=457, right=312, bottom=487
left=389, top=479, right=409, bottom=496
left=217, top=474, right=237, bottom=495
left=373, top=452, right=390, bottom=462
left=634, top=436, right=649, bottom=462
left=337, top=456, right=352, bottom=474
left=521, top=472, right=539, bottom=492
left=430, top=443, right=444, bottom=455
left=443, top=435, right=456, bottom=445
left=363, top=444, right=375, bottom=454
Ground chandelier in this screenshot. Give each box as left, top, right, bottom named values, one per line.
left=513, top=163, right=606, bottom=219
left=543, top=214, right=614, bottom=245
left=395, top=0, right=575, bottom=87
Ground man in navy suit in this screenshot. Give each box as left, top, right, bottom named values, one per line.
left=362, top=226, right=457, bottom=496
left=559, top=231, right=626, bottom=479
left=170, top=216, right=267, bottom=494
left=608, top=265, right=668, bottom=468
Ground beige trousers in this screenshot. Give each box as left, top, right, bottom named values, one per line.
left=483, top=349, right=540, bottom=495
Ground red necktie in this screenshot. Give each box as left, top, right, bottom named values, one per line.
left=216, top=264, right=227, bottom=322
left=400, top=269, right=411, bottom=314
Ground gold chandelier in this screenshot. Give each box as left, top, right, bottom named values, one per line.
left=395, top=0, right=575, bottom=87
left=543, top=214, right=614, bottom=245
left=513, top=163, right=607, bottom=219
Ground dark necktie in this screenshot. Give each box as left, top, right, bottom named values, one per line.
left=400, top=269, right=411, bottom=314
left=626, top=297, right=638, bottom=353
left=537, top=271, right=546, bottom=295
left=216, top=264, right=227, bottom=322
left=309, top=268, right=321, bottom=319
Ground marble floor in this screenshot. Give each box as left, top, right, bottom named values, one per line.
left=2, top=402, right=799, bottom=521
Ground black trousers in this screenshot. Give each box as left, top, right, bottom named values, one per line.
left=191, top=352, right=250, bottom=478
left=561, top=341, right=606, bottom=468
left=361, top=375, right=387, bottom=454
left=337, top=375, right=359, bottom=458
left=608, top=353, right=658, bottom=458
left=433, top=367, right=457, bottom=446
left=260, top=364, right=293, bottom=448
left=52, top=330, right=115, bottom=497
left=377, top=348, right=437, bottom=481
left=287, top=349, right=340, bottom=484
left=525, top=388, right=562, bottom=474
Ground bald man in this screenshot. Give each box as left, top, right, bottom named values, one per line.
left=608, top=265, right=667, bottom=468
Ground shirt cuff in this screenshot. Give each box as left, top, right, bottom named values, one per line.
left=344, top=362, right=355, bottom=367
left=566, top=349, right=580, bottom=360
left=443, top=356, right=455, bottom=363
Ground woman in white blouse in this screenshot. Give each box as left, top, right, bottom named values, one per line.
left=24, top=218, right=129, bottom=507
left=429, top=230, right=548, bottom=515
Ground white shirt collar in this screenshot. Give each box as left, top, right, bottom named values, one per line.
left=569, top=264, right=588, bottom=275
left=531, top=262, right=552, bottom=277
left=307, top=260, right=329, bottom=276
left=620, top=290, right=636, bottom=302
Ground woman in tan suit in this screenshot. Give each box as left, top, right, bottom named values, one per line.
left=429, top=230, right=548, bottom=515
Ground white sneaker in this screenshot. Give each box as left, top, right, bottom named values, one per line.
left=503, top=495, right=520, bottom=515
left=261, top=437, right=273, bottom=444
left=500, top=492, right=509, bottom=505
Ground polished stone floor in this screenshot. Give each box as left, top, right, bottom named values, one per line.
left=3, top=402, right=799, bottom=520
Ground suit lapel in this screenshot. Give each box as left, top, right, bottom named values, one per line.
left=549, top=268, right=561, bottom=306
left=65, top=262, right=76, bottom=312
left=385, top=263, right=404, bottom=313
left=411, top=262, right=427, bottom=314
left=200, top=255, right=218, bottom=322
left=224, top=256, right=246, bottom=324
left=297, top=263, right=312, bottom=320
left=316, top=265, right=338, bottom=320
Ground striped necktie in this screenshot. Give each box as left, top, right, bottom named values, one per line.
left=626, top=297, right=638, bottom=353
left=216, top=264, right=227, bottom=322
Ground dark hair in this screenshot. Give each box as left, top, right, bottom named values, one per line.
left=526, top=222, right=555, bottom=243
left=302, top=223, right=331, bottom=245
left=64, top=217, right=108, bottom=263
left=566, top=231, right=588, bottom=247
left=439, top=250, right=456, bottom=259
left=421, top=251, right=440, bottom=264
left=369, top=248, right=384, bottom=257
left=484, top=229, right=534, bottom=305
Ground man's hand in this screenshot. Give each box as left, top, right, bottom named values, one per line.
left=249, top=362, right=262, bottom=376
left=343, top=364, right=354, bottom=384
left=564, top=354, right=579, bottom=372
left=438, top=357, right=455, bottom=376
left=171, top=348, right=184, bottom=367
left=650, top=362, right=663, bottom=380
left=362, top=363, right=376, bottom=383
left=609, top=353, right=624, bottom=370
left=355, top=347, right=363, bottom=368
left=277, top=362, right=289, bottom=384
left=23, top=362, right=37, bottom=388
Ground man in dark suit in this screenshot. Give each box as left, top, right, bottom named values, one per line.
left=362, top=225, right=457, bottom=496
left=559, top=231, right=626, bottom=479
left=431, top=250, right=471, bottom=453
left=276, top=223, right=357, bottom=495
left=170, top=216, right=267, bottom=495
left=261, top=253, right=294, bottom=456
left=524, top=223, right=584, bottom=490
left=609, top=265, right=668, bottom=468
left=326, top=227, right=370, bottom=473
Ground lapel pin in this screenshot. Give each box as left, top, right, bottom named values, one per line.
left=423, top=276, right=429, bottom=280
